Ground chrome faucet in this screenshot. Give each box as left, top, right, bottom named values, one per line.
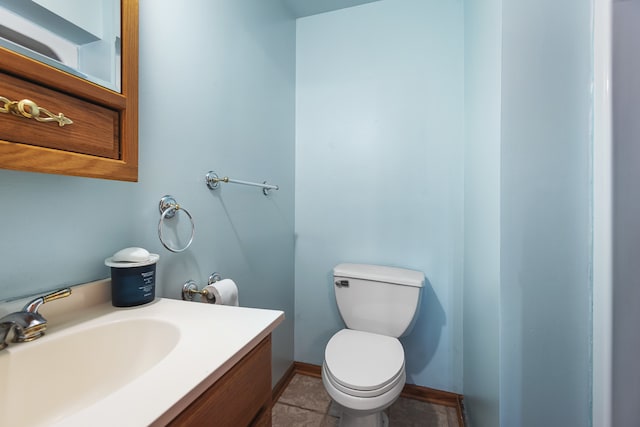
left=0, top=288, right=71, bottom=350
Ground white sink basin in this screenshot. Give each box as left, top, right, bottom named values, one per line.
left=0, top=319, right=179, bottom=427
left=0, top=280, right=284, bottom=427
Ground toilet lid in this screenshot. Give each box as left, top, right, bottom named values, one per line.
left=325, top=329, right=405, bottom=391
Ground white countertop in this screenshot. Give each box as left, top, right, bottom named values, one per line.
left=0, top=280, right=284, bottom=427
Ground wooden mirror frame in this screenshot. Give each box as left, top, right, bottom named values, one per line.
left=0, top=0, right=139, bottom=182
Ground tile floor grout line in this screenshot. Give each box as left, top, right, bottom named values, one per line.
left=275, top=401, right=332, bottom=416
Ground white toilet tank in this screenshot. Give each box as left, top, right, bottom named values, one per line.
left=333, top=263, right=425, bottom=338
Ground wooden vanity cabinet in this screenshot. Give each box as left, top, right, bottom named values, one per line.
left=168, top=335, right=273, bottom=427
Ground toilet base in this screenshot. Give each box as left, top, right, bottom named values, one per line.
left=322, top=361, right=405, bottom=427
left=337, top=407, right=389, bottom=427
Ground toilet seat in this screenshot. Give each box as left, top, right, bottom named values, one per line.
left=324, top=329, right=405, bottom=398
left=323, top=361, right=405, bottom=399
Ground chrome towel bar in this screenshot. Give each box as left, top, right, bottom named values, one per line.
left=205, top=171, right=278, bottom=196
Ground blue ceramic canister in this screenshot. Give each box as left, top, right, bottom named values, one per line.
left=105, top=247, right=160, bottom=307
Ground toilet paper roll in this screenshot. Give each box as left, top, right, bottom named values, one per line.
left=202, top=279, right=239, bottom=306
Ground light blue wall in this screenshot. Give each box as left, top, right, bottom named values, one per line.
left=0, top=0, right=296, bottom=385
left=0, top=171, right=137, bottom=299
left=500, top=0, right=592, bottom=425
left=612, top=1, right=640, bottom=425
left=294, top=0, right=464, bottom=392
left=463, top=0, right=501, bottom=425
left=283, top=0, right=380, bottom=18
left=464, top=2, right=593, bottom=425
left=1, top=1, right=597, bottom=420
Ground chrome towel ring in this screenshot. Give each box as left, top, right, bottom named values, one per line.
left=158, top=195, right=194, bottom=253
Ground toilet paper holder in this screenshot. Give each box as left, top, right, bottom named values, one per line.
left=182, top=272, right=222, bottom=303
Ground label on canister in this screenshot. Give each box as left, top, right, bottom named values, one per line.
left=110, top=263, right=156, bottom=307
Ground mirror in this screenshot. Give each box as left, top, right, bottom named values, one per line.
left=0, top=0, right=121, bottom=92
left=0, top=0, right=138, bottom=182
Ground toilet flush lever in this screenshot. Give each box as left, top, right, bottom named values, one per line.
left=335, top=280, right=349, bottom=288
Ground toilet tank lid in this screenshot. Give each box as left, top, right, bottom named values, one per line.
left=333, top=263, right=425, bottom=287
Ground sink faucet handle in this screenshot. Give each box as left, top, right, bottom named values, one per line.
left=22, top=288, right=72, bottom=313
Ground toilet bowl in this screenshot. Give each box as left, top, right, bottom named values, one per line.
left=322, top=329, right=406, bottom=426
left=322, top=264, right=425, bottom=427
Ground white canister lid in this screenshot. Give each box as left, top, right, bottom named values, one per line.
left=105, top=247, right=159, bottom=268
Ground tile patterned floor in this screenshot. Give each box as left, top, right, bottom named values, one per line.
left=272, top=374, right=460, bottom=426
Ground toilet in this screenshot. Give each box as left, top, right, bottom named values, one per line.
left=322, top=263, right=425, bottom=427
